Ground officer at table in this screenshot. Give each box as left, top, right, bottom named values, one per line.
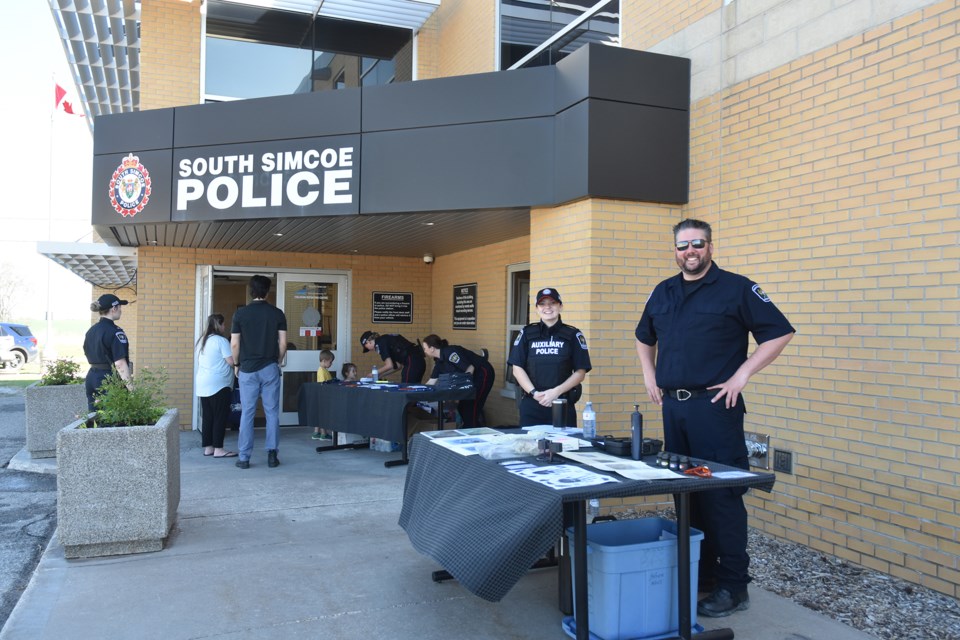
left=508, top=287, right=591, bottom=427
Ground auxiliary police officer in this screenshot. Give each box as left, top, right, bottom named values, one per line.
left=83, top=293, right=132, bottom=410
left=360, top=330, right=426, bottom=383
left=508, top=287, right=592, bottom=427
left=635, top=218, right=795, bottom=618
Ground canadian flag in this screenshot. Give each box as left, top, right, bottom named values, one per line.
left=54, top=83, right=85, bottom=117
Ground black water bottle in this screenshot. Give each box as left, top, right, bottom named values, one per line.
left=631, top=404, right=643, bottom=460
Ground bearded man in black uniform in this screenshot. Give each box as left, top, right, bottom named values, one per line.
left=635, top=219, right=795, bottom=617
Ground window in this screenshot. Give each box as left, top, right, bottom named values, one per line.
left=205, top=37, right=313, bottom=100
left=204, top=3, right=413, bottom=102
left=499, top=0, right=620, bottom=70
left=503, top=264, right=531, bottom=392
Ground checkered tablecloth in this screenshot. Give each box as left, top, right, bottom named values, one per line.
left=399, top=433, right=775, bottom=602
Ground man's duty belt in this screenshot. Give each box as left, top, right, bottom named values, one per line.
left=88, top=363, right=112, bottom=370
left=664, top=388, right=712, bottom=401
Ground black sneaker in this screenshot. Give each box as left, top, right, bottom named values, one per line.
left=697, top=588, right=749, bottom=618
left=267, top=450, right=280, bottom=468
left=236, top=459, right=250, bottom=469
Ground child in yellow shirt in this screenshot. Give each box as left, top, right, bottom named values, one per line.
left=312, top=350, right=335, bottom=440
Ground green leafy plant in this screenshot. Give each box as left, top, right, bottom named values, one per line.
left=90, top=368, right=168, bottom=428
left=39, top=358, right=84, bottom=386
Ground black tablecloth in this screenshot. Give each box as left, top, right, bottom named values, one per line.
left=297, top=382, right=474, bottom=442
left=399, top=433, right=776, bottom=602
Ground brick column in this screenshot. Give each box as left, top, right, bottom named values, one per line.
left=530, top=199, right=681, bottom=433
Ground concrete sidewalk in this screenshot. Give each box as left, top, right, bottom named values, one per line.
left=1, top=427, right=878, bottom=640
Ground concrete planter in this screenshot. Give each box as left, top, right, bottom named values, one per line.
left=24, top=382, right=88, bottom=459
left=56, top=408, right=180, bottom=559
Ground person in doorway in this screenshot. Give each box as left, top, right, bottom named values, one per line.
left=195, top=313, right=236, bottom=458
left=422, top=334, right=496, bottom=427
left=635, top=218, right=795, bottom=617
left=312, top=349, right=336, bottom=441
left=83, top=293, right=132, bottom=411
left=359, top=331, right=426, bottom=384
left=508, top=288, right=591, bottom=427
left=231, top=275, right=288, bottom=469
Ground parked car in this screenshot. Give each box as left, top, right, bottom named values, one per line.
left=0, top=326, right=16, bottom=370
left=0, top=323, right=39, bottom=372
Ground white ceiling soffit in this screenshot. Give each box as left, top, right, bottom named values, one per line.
left=223, top=0, right=441, bottom=30
left=47, top=0, right=141, bottom=130
left=38, top=242, right=138, bottom=289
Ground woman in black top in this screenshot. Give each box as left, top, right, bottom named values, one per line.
left=422, top=334, right=496, bottom=427
left=359, top=330, right=426, bottom=384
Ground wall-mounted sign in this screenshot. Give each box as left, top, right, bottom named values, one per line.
left=372, top=292, right=413, bottom=324
left=453, top=282, right=477, bottom=330
left=172, top=138, right=358, bottom=220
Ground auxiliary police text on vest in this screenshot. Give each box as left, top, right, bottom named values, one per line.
left=531, top=339, right=563, bottom=355
left=176, top=147, right=354, bottom=210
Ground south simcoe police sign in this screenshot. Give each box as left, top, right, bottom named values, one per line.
left=170, top=136, right=360, bottom=221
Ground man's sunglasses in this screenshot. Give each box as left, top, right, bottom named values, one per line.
left=675, top=239, right=708, bottom=251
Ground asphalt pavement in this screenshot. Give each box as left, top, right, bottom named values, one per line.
left=0, top=387, right=57, bottom=631
left=0, top=386, right=880, bottom=640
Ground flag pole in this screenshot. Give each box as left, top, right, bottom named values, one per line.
left=44, top=76, right=57, bottom=363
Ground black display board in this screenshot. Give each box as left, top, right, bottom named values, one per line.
left=372, top=292, right=413, bottom=323
left=453, top=283, right=477, bottom=330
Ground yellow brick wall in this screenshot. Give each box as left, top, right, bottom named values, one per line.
left=429, top=236, right=530, bottom=426
left=416, top=12, right=440, bottom=80
left=681, top=0, right=960, bottom=597
left=135, top=248, right=436, bottom=428
left=426, top=0, right=496, bottom=77
left=530, top=199, right=681, bottom=423
left=140, top=0, right=201, bottom=109
left=622, top=0, right=718, bottom=51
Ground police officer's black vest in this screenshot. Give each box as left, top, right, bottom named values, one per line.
left=524, top=322, right=582, bottom=403
left=386, top=334, right=421, bottom=362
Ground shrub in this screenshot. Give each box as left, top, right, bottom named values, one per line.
left=39, top=358, right=84, bottom=386
left=90, top=368, right=168, bottom=427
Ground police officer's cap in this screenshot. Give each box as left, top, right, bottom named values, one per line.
left=96, top=294, right=128, bottom=311
left=360, top=330, right=375, bottom=351
left=535, top=288, right=562, bottom=305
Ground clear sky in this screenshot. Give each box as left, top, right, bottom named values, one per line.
left=0, top=3, right=94, bottom=342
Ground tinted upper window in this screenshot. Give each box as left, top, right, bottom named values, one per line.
left=500, top=0, right=620, bottom=70
left=205, top=3, right=412, bottom=101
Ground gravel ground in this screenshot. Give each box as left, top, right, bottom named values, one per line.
left=614, top=507, right=960, bottom=640
left=748, top=528, right=960, bottom=640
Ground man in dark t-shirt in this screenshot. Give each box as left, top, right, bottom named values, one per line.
left=231, top=275, right=288, bottom=469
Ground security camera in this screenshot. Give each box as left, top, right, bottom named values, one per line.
left=423, top=253, right=434, bottom=264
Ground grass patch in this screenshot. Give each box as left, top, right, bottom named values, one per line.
left=0, top=376, right=41, bottom=389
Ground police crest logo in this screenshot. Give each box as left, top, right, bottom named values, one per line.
left=752, top=284, right=771, bottom=302
left=576, top=332, right=588, bottom=349
left=448, top=352, right=460, bottom=364
left=110, top=153, right=152, bottom=218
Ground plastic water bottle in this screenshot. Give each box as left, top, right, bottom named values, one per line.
left=587, top=499, right=600, bottom=523
left=582, top=401, right=596, bottom=440
left=371, top=365, right=379, bottom=382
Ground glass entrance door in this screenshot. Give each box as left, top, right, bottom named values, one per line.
left=276, top=272, right=350, bottom=425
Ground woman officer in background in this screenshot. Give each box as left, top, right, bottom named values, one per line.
left=359, top=330, right=426, bottom=383
left=422, top=334, right=496, bottom=427
left=83, top=294, right=132, bottom=410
